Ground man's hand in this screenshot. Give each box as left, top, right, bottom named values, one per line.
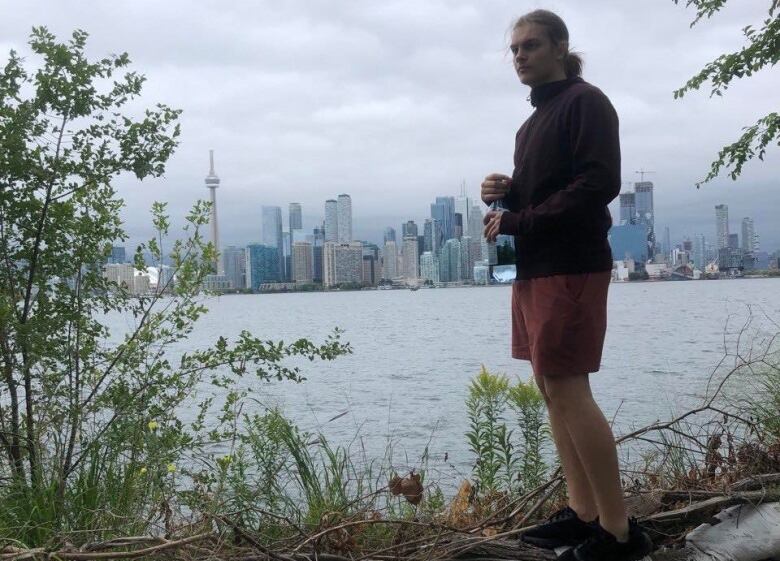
left=483, top=210, right=504, bottom=242
left=481, top=173, right=511, bottom=204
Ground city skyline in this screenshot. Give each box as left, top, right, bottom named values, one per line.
left=5, top=2, right=777, bottom=253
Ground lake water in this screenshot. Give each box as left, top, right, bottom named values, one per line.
left=114, top=278, right=780, bottom=486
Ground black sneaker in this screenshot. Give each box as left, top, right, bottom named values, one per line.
left=573, top=518, right=653, bottom=561
left=520, top=506, right=598, bottom=549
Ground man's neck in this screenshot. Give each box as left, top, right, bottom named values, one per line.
left=531, top=70, right=568, bottom=88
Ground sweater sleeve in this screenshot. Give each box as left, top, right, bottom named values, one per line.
left=499, top=89, right=621, bottom=236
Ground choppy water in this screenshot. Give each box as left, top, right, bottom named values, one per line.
left=109, top=278, right=780, bottom=486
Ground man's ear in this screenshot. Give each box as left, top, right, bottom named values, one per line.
left=557, top=41, right=569, bottom=60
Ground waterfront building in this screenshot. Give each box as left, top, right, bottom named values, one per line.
left=424, top=218, right=444, bottom=254
left=382, top=241, right=398, bottom=280
left=402, top=235, right=419, bottom=281
left=619, top=192, right=636, bottom=225
left=313, top=227, right=325, bottom=282
left=325, top=199, right=338, bottom=242
left=222, top=246, right=246, bottom=289
left=103, top=263, right=136, bottom=291
left=108, top=246, right=126, bottom=264
left=323, top=241, right=363, bottom=287
left=337, top=194, right=352, bottom=243
left=715, top=204, right=729, bottom=249
left=292, top=241, right=314, bottom=284
left=693, top=235, right=706, bottom=271
left=420, top=251, right=439, bottom=283
left=262, top=205, right=284, bottom=275
left=608, top=224, right=649, bottom=264
left=741, top=217, right=757, bottom=253
left=460, top=235, right=476, bottom=282
left=439, top=238, right=462, bottom=282
left=246, top=244, right=282, bottom=290
left=362, top=255, right=378, bottom=286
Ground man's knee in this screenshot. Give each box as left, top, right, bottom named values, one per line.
left=541, top=374, right=589, bottom=410
left=533, top=373, right=551, bottom=405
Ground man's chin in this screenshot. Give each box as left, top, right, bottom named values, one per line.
left=518, top=75, right=535, bottom=87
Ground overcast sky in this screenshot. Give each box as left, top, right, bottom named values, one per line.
left=2, top=0, right=778, bottom=251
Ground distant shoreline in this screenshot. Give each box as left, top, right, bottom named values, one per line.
left=206, top=273, right=780, bottom=295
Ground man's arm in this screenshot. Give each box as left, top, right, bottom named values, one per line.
left=498, top=90, right=621, bottom=237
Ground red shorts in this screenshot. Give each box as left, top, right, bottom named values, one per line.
left=511, top=271, right=611, bottom=377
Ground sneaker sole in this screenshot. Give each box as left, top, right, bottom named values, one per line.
left=572, top=534, right=653, bottom=561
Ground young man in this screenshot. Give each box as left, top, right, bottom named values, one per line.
left=481, top=10, right=653, bottom=561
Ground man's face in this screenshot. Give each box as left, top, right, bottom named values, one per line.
left=510, top=23, right=565, bottom=87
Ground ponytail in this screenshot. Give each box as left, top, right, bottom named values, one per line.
left=563, top=51, right=583, bottom=78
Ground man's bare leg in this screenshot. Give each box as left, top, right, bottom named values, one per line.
left=543, top=373, right=629, bottom=542
left=534, top=373, right=598, bottom=523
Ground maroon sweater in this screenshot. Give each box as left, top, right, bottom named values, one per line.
left=496, top=76, right=621, bottom=280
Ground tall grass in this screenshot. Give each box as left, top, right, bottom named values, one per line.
left=465, top=366, right=551, bottom=498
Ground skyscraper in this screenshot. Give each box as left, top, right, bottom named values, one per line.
left=423, top=218, right=443, bottom=254
left=439, top=238, right=462, bottom=282
left=402, top=220, right=418, bottom=239
left=325, top=199, right=338, bottom=242
left=741, top=217, right=757, bottom=253
left=728, top=233, right=739, bottom=250
left=323, top=241, right=362, bottom=287
left=262, top=206, right=284, bottom=278
left=337, top=194, right=352, bottom=243
left=383, top=227, right=396, bottom=244
left=313, top=226, right=325, bottom=283
left=289, top=203, right=302, bottom=232
left=619, top=192, right=636, bottom=225
left=420, top=251, right=439, bottom=283
left=662, top=226, right=671, bottom=261
left=715, top=204, right=729, bottom=249
left=468, top=203, right=484, bottom=240
left=292, top=241, right=313, bottom=283
left=693, top=235, right=706, bottom=270
left=455, top=189, right=471, bottom=233
left=245, top=244, right=282, bottom=290
left=453, top=213, right=463, bottom=239
left=222, top=246, right=246, bottom=290
left=431, top=196, right=455, bottom=241
left=402, top=235, right=419, bottom=281
left=108, top=246, right=126, bottom=264
left=634, top=182, right=654, bottom=228
left=460, top=235, right=476, bottom=281
left=382, top=241, right=398, bottom=280
left=362, top=255, right=378, bottom=286
left=204, top=150, right=223, bottom=274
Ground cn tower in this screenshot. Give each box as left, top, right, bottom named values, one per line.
left=204, top=150, right=223, bottom=274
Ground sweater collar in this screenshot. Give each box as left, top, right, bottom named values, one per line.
left=530, top=76, right=583, bottom=107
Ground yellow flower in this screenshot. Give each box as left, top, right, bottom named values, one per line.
left=167, top=463, right=176, bottom=473
left=139, top=467, right=148, bottom=475
left=217, top=455, right=232, bottom=466
left=147, top=420, right=159, bottom=431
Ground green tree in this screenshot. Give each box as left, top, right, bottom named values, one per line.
left=0, top=28, right=349, bottom=542
left=673, top=1, right=779, bottom=187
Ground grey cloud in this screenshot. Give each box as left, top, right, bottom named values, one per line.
left=2, top=0, right=778, bottom=252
